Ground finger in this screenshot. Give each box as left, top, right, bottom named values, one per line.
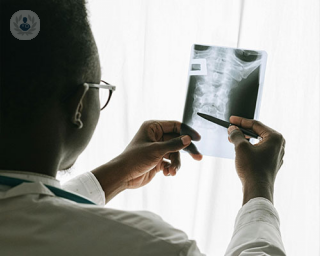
left=154, top=121, right=181, bottom=134
left=168, top=152, right=179, bottom=176
left=156, top=161, right=166, bottom=173
left=159, top=160, right=171, bottom=176
left=158, top=135, right=191, bottom=155
left=182, top=142, right=203, bottom=160
left=190, top=153, right=203, bottom=161
left=163, top=167, right=170, bottom=176
left=162, top=133, right=179, bottom=142
left=168, top=167, right=177, bottom=176
left=163, top=152, right=181, bottom=170
left=228, top=125, right=250, bottom=148
left=163, top=133, right=198, bottom=145
left=180, top=123, right=201, bottom=141
left=159, top=135, right=202, bottom=161
left=165, top=160, right=178, bottom=176
left=163, top=153, right=171, bottom=161
left=146, top=121, right=181, bottom=142
left=229, top=116, right=274, bottom=136
left=148, top=121, right=201, bottom=142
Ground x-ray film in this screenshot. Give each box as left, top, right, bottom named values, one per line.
left=182, top=44, right=267, bottom=159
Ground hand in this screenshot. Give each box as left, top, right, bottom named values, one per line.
left=118, top=120, right=202, bottom=189
left=92, top=120, right=202, bottom=203
left=227, top=116, right=285, bottom=205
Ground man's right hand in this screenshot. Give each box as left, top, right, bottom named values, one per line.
left=227, top=116, right=286, bottom=205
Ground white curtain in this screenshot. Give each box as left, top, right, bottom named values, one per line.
left=58, top=0, right=319, bottom=255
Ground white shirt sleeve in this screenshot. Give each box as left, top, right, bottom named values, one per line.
left=225, top=197, right=286, bottom=256
left=62, top=172, right=105, bottom=206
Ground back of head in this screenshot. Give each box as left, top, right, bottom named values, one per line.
left=0, top=0, right=96, bottom=134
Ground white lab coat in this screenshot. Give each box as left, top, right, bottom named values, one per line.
left=0, top=170, right=286, bottom=255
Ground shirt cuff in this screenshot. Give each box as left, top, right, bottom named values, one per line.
left=62, top=172, right=106, bottom=206
left=225, top=197, right=286, bottom=255
left=234, top=197, right=280, bottom=234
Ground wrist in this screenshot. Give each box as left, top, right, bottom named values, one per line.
left=91, top=157, right=128, bottom=204
left=242, top=181, right=274, bottom=205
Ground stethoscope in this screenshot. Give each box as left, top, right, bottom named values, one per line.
left=0, top=175, right=96, bottom=205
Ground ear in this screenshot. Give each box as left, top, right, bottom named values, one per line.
left=69, top=83, right=89, bottom=129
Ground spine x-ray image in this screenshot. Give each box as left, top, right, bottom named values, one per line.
left=182, top=44, right=267, bottom=159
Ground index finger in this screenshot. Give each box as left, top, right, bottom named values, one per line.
left=154, top=121, right=181, bottom=134
left=229, top=116, right=274, bottom=136
left=155, top=121, right=201, bottom=141
left=180, top=123, right=201, bottom=141
left=153, top=121, right=202, bottom=158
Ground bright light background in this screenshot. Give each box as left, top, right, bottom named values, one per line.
left=58, top=0, right=319, bottom=255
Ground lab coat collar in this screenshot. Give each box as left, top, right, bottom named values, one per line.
left=0, top=170, right=61, bottom=188
left=0, top=181, right=55, bottom=200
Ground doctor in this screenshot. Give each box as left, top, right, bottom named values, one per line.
left=0, top=0, right=286, bottom=255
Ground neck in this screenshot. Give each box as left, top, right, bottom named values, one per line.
left=0, top=127, right=63, bottom=178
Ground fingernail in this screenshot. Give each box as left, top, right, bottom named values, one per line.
left=181, top=135, right=191, bottom=145
left=228, top=125, right=239, bottom=134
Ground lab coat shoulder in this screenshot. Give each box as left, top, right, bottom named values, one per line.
left=73, top=204, right=206, bottom=256
left=0, top=193, right=204, bottom=256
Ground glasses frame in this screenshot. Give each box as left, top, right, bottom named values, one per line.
left=87, top=80, right=116, bottom=111
left=61, top=80, right=116, bottom=111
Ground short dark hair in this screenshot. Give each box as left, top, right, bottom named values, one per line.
left=0, top=0, right=97, bottom=132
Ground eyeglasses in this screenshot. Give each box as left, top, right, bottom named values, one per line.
left=86, top=80, right=116, bottom=111
left=61, top=80, right=116, bottom=111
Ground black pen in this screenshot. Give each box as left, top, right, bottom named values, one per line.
left=197, top=112, right=262, bottom=141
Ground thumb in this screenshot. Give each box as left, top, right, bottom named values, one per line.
left=228, top=125, right=249, bottom=147
left=159, top=135, right=191, bottom=154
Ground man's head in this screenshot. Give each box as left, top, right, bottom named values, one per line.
left=0, top=0, right=102, bottom=176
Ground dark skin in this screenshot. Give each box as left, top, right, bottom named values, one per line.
left=0, top=31, right=285, bottom=206
left=0, top=39, right=203, bottom=204
left=228, top=116, right=286, bottom=205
